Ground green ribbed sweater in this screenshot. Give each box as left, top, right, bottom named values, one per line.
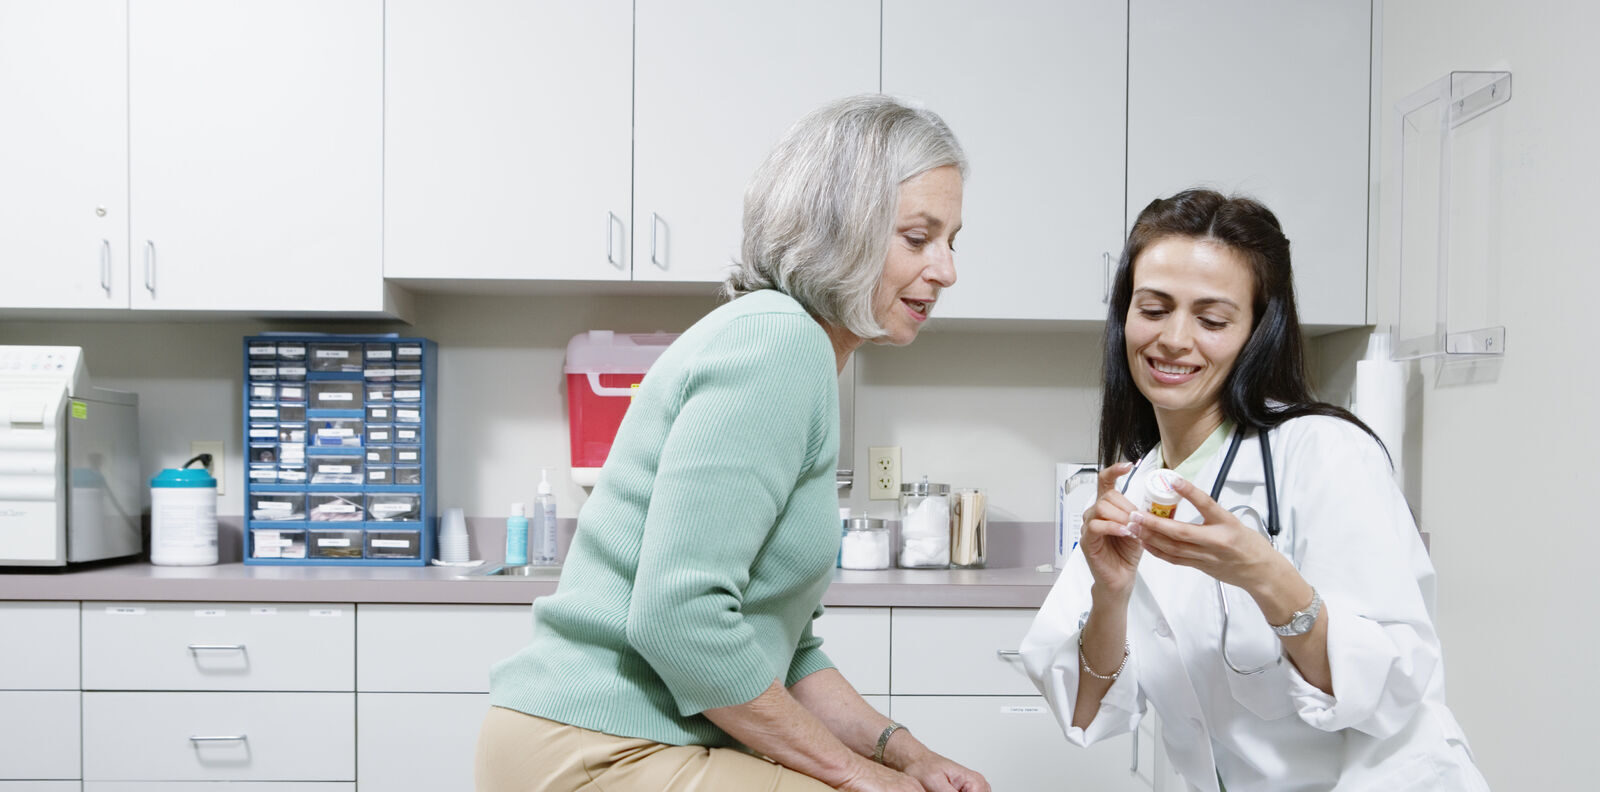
left=490, top=290, right=842, bottom=748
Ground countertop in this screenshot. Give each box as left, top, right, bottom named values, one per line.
left=0, top=562, right=1062, bottom=608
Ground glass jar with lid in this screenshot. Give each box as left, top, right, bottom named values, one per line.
left=839, top=516, right=891, bottom=570
left=898, top=476, right=951, bottom=568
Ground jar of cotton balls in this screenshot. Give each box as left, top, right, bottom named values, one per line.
left=898, top=476, right=951, bottom=569
left=839, top=516, right=891, bottom=570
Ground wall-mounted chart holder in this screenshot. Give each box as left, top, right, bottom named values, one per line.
left=1389, top=71, right=1512, bottom=375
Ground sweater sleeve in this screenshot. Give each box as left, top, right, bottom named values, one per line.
left=785, top=604, right=835, bottom=687
left=624, top=313, right=835, bottom=716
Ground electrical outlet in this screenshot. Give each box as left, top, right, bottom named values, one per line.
left=868, top=446, right=900, bottom=500
left=190, top=440, right=225, bottom=495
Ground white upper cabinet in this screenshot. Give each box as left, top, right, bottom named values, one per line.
left=1127, top=0, right=1371, bottom=327
left=631, top=0, right=880, bottom=283
left=384, top=0, right=633, bottom=282
left=0, top=0, right=129, bottom=309
left=884, top=0, right=1128, bottom=322
left=127, top=0, right=389, bottom=313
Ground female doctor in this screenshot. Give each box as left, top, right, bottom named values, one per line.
left=1020, top=190, right=1487, bottom=791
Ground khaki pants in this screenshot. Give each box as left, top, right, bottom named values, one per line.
left=475, top=706, right=836, bottom=792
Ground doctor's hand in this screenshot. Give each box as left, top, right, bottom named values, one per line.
left=1081, top=462, right=1143, bottom=597
left=1126, top=477, right=1284, bottom=591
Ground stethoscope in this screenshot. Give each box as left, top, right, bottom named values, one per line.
left=1121, top=426, right=1284, bottom=676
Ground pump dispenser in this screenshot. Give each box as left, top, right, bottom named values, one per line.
left=533, top=469, right=559, bottom=564
left=504, top=502, right=528, bottom=566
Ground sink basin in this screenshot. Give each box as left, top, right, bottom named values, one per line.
left=456, top=564, right=563, bottom=581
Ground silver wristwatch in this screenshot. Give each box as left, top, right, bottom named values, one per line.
left=1271, top=587, right=1322, bottom=637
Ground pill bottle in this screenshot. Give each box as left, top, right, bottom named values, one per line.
left=1142, top=469, right=1184, bottom=518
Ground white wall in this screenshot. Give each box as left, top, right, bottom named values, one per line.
left=1347, top=2, right=1600, bottom=787
left=0, top=297, right=1105, bottom=525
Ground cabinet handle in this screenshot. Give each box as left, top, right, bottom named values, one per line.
left=187, top=643, right=246, bottom=652
left=649, top=212, right=667, bottom=270
left=143, top=240, right=156, bottom=293
left=995, top=649, right=1021, bottom=657
left=1101, top=251, right=1113, bottom=304
left=606, top=211, right=624, bottom=269
left=100, top=239, right=112, bottom=293
left=189, top=734, right=247, bottom=743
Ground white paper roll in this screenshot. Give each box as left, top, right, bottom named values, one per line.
left=1352, top=354, right=1407, bottom=487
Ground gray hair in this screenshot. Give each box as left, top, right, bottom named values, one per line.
left=726, top=94, right=967, bottom=340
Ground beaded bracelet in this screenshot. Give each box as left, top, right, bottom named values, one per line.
left=1078, top=633, right=1130, bottom=681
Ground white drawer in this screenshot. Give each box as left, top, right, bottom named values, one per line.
left=890, top=608, right=1036, bottom=695
left=356, top=604, right=529, bottom=692
left=890, top=696, right=1142, bottom=792
left=0, top=783, right=80, bottom=791
left=0, top=602, right=79, bottom=689
left=0, top=691, right=80, bottom=780
left=85, top=785, right=351, bottom=791
left=811, top=607, right=890, bottom=695
left=82, top=602, right=353, bottom=691
left=82, top=692, right=354, bottom=781
left=358, top=693, right=487, bottom=789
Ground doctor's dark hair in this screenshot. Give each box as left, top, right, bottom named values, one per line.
left=1097, top=189, right=1383, bottom=467
left=726, top=94, right=966, bottom=340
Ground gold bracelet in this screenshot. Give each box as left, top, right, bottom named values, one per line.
left=1078, top=633, right=1130, bottom=681
left=872, top=721, right=905, bottom=764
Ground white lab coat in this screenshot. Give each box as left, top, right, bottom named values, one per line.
left=1020, top=416, right=1488, bottom=791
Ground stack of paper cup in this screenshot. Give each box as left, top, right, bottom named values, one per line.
left=439, top=507, right=470, bottom=563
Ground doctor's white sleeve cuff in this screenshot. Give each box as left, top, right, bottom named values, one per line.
left=1021, top=626, right=1142, bottom=747
left=1288, top=601, right=1438, bottom=738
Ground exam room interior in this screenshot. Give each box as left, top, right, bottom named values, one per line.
left=3, top=1, right=1596, bottom=788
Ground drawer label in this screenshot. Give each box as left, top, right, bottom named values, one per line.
left=371, top=539, right=411, bottom=548
left=367, top=349, right=394, bottom=360
left=396, top=409, right=421, bottom=422
left=251, top=607, right=278, bottom=616
left=395, top=389, right=422, bottom=400
left=318, top=392, right=354, bottom=402
left=280, top=387, right=304, bottom=399
left=106, top=606, right=145, bottom=616
left=278, top=366, right=307, bottom=378
left=248, top=367, right=277, bottom=377
left=316, top=349, right=350, bottom=359
left=1000, top=705, right=1047, bottom=715
left=320, top=465, right=353, bottom=474
left=317, top=538, right=352, bottom=547
left=195, top=608, right=226, bottom=618
left=309, top=608, right=343, bottom=618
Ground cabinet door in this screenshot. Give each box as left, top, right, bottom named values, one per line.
left=127, top=0, right=385, bottom=312
left=384, top=0, right=632, bottom=281
left=1127, top=0, right=1371, bottom=327
left=0, top=691, right=80, bottom=781
left=357, top=693, right=486, bottom=792
left=632, top=0, right=879, bottom=283
left=891, top=696, right=1145, bottom=792
left=0, top=602, right=79, bottom=689
left=883, top=0, right=1127, bottom=321
left=356, top=604, right=530, bottom=692
left=0, top=0, right=128, bottom=309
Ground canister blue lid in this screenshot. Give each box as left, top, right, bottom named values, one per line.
left=151, top=468, right=217, bottom=488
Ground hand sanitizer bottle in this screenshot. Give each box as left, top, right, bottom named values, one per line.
left=533, top=469, right=559, bottom=564
left=504, top=503, right=528, bottom=566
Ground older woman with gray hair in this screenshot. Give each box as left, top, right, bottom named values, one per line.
left=476, top=95, right=989, bottom=792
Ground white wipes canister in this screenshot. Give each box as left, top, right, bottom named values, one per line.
left=150, top=465, right=219, bottom=565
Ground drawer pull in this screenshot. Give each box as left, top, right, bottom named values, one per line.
left=189, top=734, right=248, bottom=743
left=995, top=649, right=1021, bottom=657
left=188, top=643, right=247, bottom=652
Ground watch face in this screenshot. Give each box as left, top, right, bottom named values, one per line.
left=1290, top=613, right=1315, bottom=634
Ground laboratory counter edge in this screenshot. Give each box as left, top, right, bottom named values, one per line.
left=0, top=563, right=1062, bottom=608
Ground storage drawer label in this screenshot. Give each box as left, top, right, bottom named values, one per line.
left=309, top=608, right=343, bottom=618
left=195, top=608, right=226, bottom=618
left=106, top=606, right=146, bottom=616
left=1000, top=705, right=1047, bottom=714
left=318, top=392, right=354, bottom=402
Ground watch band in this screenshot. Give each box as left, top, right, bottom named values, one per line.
left=1271, top=586, right=1322, bottom=637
